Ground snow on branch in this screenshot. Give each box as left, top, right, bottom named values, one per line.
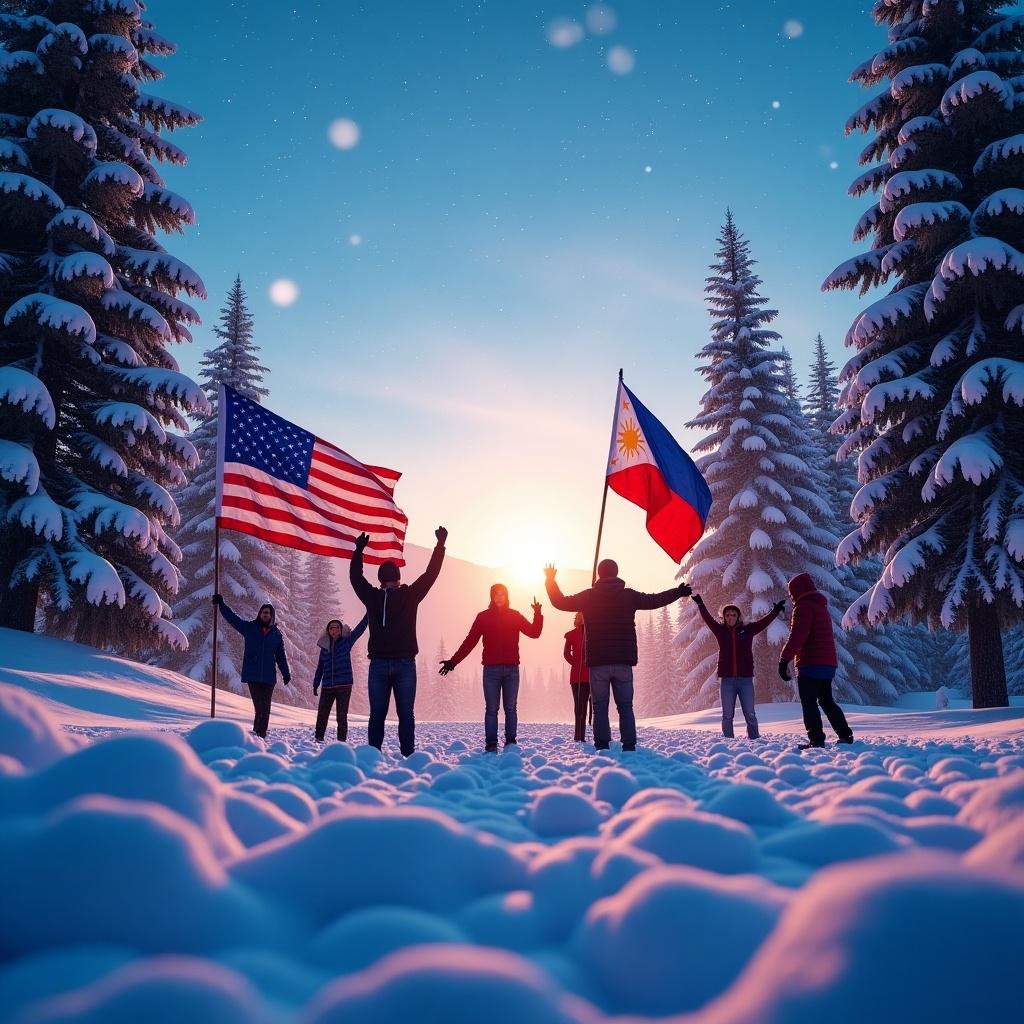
left=940, top=70, right=1013, bottom=117
left=0, top=171, right=63, bottom=212
left=7, top=486, right=63, bottom=540
left=926, top=237, right=1024, bottom=317
left=0, top=439, right=40, bottom=493
left=847, top=283, right=927, bottom=347
left=933, top=430, right=1003, bottom=487
left=892, top=201, right=970, bottom=241
left=862, top=374, right=935, bottom=422
left=0, top=366, right=56, bottom=428
left=880, top=169, right=962, bottom=213
left=957, top=358, right=1024, bottom=407
left=70, top=490, right=150, bottom=543
left=4, top=293, right=96, bottom=345
left=974, top=133, right=1024, bottom=175
left=92, top=401, right=167, bottom=442
left=64, top=549, right=125, bottom=607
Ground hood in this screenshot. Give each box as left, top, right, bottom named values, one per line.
left=256, top=603, right=276, bottom=627
left=488, top=583, right=509, bottom=609
left=594, top=576, right=626, bottom=592
left=317, top=621, right=352, bottom=650
left=787, top=573, right=819, bottom=601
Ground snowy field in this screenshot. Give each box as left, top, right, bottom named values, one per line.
left=2, top=630, right=1024, bottom=1023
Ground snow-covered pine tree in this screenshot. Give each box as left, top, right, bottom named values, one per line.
left=825, top=0, right=1024, bottom=708
left=803, top=333, right=930, bottom=702
left=161, top=277, right=288, bottom=691
left=643, top=603, right=677, bottom=718
left=674, top=212, right=853, bottom=707
left=779, top=347, right=801, bottom=401
left=0, top=3, right=207, bottom=649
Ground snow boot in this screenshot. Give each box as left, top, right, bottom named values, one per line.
left=798, top=741, right=825, bottom=751
left=485, top=743, right=498, bottom=753
left=837, top=733, right=855, bottom=745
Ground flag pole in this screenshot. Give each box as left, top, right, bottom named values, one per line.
left=210, top=383, right=228, bottom=719
left=210, top=521, right=219, bottom=718
left=592, top=368, right=623, bottom=584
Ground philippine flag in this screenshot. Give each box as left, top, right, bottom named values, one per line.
left=605, top=378, right=711, bottom=562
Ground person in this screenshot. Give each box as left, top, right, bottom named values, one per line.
left=690, top=595, right=785, bottom=739
left=544, top=559, right=691, bottom=751
left=778, top=571, right=854, bottom=750
left=312, top=615, right=368, bottom=742
left=211, top=594, right=290, bottom=739
left=350, top=527, right=447, bottom=757
left=563, top=611, right=590, bottom=742
left=439, top=583, right=543, bottom=751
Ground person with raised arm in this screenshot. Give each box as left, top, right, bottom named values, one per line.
left=350, top=527, right=447, bottom=757
left=439, top=583, right=543, bottom=752
left=544, top=559, right=691, bottom=751
left=312, top=614, right=368, bottom=743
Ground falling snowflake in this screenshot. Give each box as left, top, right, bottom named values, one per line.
left=644, top=165, right=652, bottom=174
left=783, top=19, right=804, bottom=39
left=328, top=118, right=361, bottom=150
left=586, top=4, right=617, bottom=34
left=546, top=18, right=584, bottom=48
left=829, top=160, right=839, bottom=170
left=607, top=45, right=635, bottom=75
left=771, top=99, right=781, bottom=109
left=268, top=280, right=299, bottom=307
left=349, top=234, right=362, bottom=246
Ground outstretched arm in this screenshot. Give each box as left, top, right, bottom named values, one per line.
left=748, top=604, right=784, bottom=636
left=217, top=599, right=247, bottom=635
left=632, top=583, right=690, bottom=611
left=338, top=615, right=368, bottom=652
left=448, top=613, right=484, bottom=668
left=349, top=534, right=374, bottom=604
left=409, top=527, right=447, bottom=602
left=544, top=566, right=585, bottom=612
left=694, top=599, right=724, bottom=637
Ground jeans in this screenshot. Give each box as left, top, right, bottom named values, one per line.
left=315, top=685, right=352, bottom=741
left=588, top=665, right=636, bottom=750
left=246, top=682, right=273, bottom=738
left=570, top=681, right=591, bottom=742
left=482, top=664, right=519, bottom=747
left=798, top=674, right=853, bottom=745
left=720, top=676, right=759, bottom=739
left=368, top=658, right=417, bottom=756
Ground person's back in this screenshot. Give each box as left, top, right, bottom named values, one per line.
left=545, top=558, right=689, bottom=750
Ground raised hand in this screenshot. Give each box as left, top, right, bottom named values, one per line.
left=531, top=597, right=542, bottom=615
left=692, top=593, right=704, bottom=606
left=435, top=526, right=448, bottom=545
left=773, top=600, right=786, bottom=614
left=211, top=593, right=223, bottom=606
left=354, top=532, right=370, bottom=553
left=678, top=582, right=693, bottom=597
left=439, top=659, right=455, bottom=676
left=543, top=563, right=557, bottom=581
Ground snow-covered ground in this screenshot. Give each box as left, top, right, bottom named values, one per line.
left=2, top=629, right=1023, bottom=1023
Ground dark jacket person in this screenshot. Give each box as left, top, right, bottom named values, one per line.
left=212, top=595, right=291, bottom=739
left=350, top=527, right=447, bottom=756
left=544, top=559, right=691, bottom=750
left=312, top=615, right=368, bottom=742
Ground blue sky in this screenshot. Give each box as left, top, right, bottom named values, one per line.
left=153, top=1, right=886, bottom=589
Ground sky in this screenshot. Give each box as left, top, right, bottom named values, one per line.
left=151, top=0, right=887, bottom=591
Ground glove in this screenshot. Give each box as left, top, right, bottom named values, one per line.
left=211, top=593, right=223, bottom=606
left=692, top=594, right=704, bottom=606
left=778, top=659, right=791, bottom=681
left=282, top=676, right=291, bottom=686
left=678, top=583, right=692, bottom=598
left=773, top=600, right=786, bottom=614
left=439, top=659, right=455, bottom=676
left=312, top=686, right=319, bottom=696
left=435, top=526, right=448, bottom=545
left=354, top=532, right=370, bottom=553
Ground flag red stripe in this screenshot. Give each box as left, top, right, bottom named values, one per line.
left=220, top=495, right=404, bottom=551
left=222, top=468, right=408, bottom=530
left=312, top=442, right=401, bottom=491
left=217, top=517, right=405, bottom=565
left=307, top=463, right=401, bottom=504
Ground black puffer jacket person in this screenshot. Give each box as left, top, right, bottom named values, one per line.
left=544, top=559, right=690, bottom=667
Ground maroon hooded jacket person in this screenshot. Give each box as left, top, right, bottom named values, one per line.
left=563, top=611, right=589, bottom=742
left=778, top=572, right=854, bottom=749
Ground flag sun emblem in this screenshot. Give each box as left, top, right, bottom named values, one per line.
left=617, top=417, right=645, bottom=459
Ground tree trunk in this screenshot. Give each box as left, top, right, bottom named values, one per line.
left=968, top=601, right=1008, bottom=709
left=0, top=524, right=39, bottom=632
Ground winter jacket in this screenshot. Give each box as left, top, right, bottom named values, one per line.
left=449, top=604, right=543, bottom=668
left=695, top=602, right=782, bottom=678
left=218, top=601, right=291, bottom=686
left=313, top=615, right=368, bottom=689
left=546, top=576, right=685, bottom=668
left=350, top=541, right=445, bottom=660
left=780, top=573, right=838, bottom=669
left=563, top=626, right=589, bottom=684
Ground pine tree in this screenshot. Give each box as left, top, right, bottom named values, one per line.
left=287, top=552, right=342, bottom=696
left=825, top=1, right=1024, bottom=708
left=675, top=212, right=852, bottom=707
left=803, top=334, right=931, bottom=703
left=779, top=347, right=801, bottom=401
left=162, top=278, right=286, bottom=692
left=0, top=5, right=207, bottom=649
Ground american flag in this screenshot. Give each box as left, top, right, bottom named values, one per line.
left=215, top=384, right=406, bottom=565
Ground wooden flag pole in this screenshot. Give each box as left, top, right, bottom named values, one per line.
left=591, top=368, right=623, bottom=584
left=210, top=520, right=220, bottom=718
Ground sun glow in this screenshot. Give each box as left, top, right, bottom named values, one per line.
left=495, top=535, right=551, bottom=590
